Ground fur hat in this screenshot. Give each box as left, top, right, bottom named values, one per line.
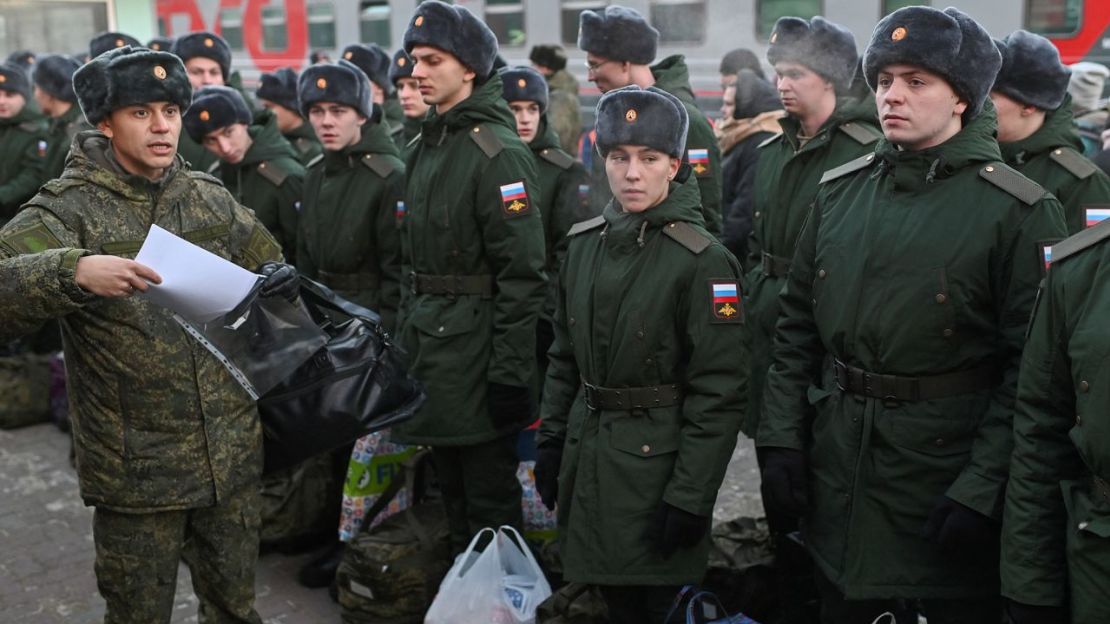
left=171, top=32, right=232, bottom=82
left=341, top=44, right=393, bottom=96
left=388, top=49, right=414, bottom=85
left=500, top=66, right=549, bottom=112
left=147, top=37, right=175, bottom=53
left=257, top=67, right=300, bottom=114
left=297, top=60, right=374, bottom=119
left=73, top=46, right=192, bottom=125
left=992, top=30, right=1070, bottom=111
left=595, top=85, right=688, bottom=158
left=766, top=17, right=857, bottom=91
left=6, top=50, right=35, bottom=71
left=719, top=48, right=765, bottom=81
left=529, top=45, right=567, bottom=72
left=183, top=85, right=252, bottom=142
left=577, top=6, right=658, bottom=65
left=1068, top=61, right=1109, bottom=113
left=90, top=32, right=141, bottom=60
left=32, top=54, right=81, bottom=103
left=733, top=69, right=783, bottom=120
left=0, top=63, right=31, bottom=99
left=403, top=0, right=499, bottom=79
left=864, top=6, right=1001, bottom=120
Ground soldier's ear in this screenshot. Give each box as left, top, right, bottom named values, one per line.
left=953, top=98, right=968, bottom=118
left=97, top=118, right=114, bottom=139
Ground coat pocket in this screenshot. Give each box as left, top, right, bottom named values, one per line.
left=608, top=408, right=681, bottom=458
left=407, top=298, right=482, bottom=339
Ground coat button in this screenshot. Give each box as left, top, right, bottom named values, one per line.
left=935, top=293, right=947, bottom=304
left=942, top=328, right=954, bottom=337
left=985, top=165, right=995, bottom=173
left=569, top=317, right=576, bottom=326
left=817, top=269, right=827, bottom=279
left=934, top=438, right=945, bottom=447
left=1079, top=380, right=1089, bottom=392
left=641, top=444, right=651, bottom=454
left=754, top=211, right=761, bottom=218
left=645, top=357, right=653, bottom=365
left=1076, top=415, right=1082, bottom=426
left=1079, top=521, right=1090, bottom=530
left=636, top=330, right=644, bottom=338
left=438, top=326, right=445, bottom=333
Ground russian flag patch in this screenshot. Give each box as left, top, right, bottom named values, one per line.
left=1085, top=207, right=1110, bottom=228
left=37, top=140, right=47, bottom=158
left=499, top=180, right=530, bottom=217
left=395, top=200, right=406, bottom=221
left=688, top=148, right=710, bottom=176
left=710, top=280, right=742, bottom=322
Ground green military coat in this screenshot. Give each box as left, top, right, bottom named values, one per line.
left=177, top=130, right=218, bottom=173
left=216, top=110, right=304, bottom=265
left=744, top=99, right=881, bottom=438
left=297, top=121, right=404, bottom=331
left=538, top=178, right=748, bottom=584
left=393, top=115, right=422, bottom=153
left=756, top=108, right=1068, bottom=599
left=43, top=104, right=92, bottom=181
left=0, top=105, right=47, bottom=222
left=1002, top=222, right=1110, bottom=622
left=0, top=131, right=282, bottom=512
left=999, top=96, right=1110, bottom=235
left=283, top=120, right=324, bottom=168
left=392, top=75, right=546, bottom=446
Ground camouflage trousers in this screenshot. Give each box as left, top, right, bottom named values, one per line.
left=92, top=487, right=263, bottom=624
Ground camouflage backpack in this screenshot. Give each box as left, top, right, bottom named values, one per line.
left=0, top=352, right=52, bottom=429
left=259, top=450, right=341, bottom=549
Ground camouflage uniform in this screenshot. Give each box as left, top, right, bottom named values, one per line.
left=0, top=104, right=47, bottom=223
left=545, top=69, right=582, bottom=156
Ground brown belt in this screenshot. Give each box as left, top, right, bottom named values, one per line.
left=318, top=269, right=379, bottom=292
left=409, top=272, right=493, bottom=297
left=581, top=379, right=684, bottom=411
left=761, top=252, right=792, bottom=278
left=833, top=358, right=1000, bottom=402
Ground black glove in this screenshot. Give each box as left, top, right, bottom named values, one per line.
left=922, top=496, right=999, bottom=554
left=257, top=261, right=299, bottom=302
left=487, top=382, right=533, bottom=429
left=1006, top=601, right=1067, bottom=624
left=534, top=442, right=563, bottom=511
left=760, top=447, right=809, bottom=518
left=649, top=502, right=709, bottom=557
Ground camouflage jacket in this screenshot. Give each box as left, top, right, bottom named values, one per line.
left=545, top=69, right=582, bottom=156
left=0, top=131, right=282, bottom=512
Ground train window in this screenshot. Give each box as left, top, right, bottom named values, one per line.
left=308, top=3, right=337, bottom=49
left=261, top=5, right=288, bottom=50
left=219, top=7, right=244, bottom=50
left=561, top=1, right=608, bottom=46
left=756, top=0, right=823, bottom=40
left=487, top=0, right=526, bottom=47
left=359, top=0, right=391, bottom=47
left=882, top=0, right=928, bottom=14
left=650, top=0, right=707, bottom=44
left=1025, top=0, right=1082, bottom=36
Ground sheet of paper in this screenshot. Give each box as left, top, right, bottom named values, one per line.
left=135, top=224, right=260, bottom=322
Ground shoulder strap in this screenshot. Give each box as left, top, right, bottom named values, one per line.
left=566, top=215, right=605, bottom=237
left=838, top=122, right=882, bottom=145
left=188, top=170, right=225, bottom=186
left=538, top=147, right=575, bottom=171
left=1048, top=147, right=1099, bottom=180
left=1051, top=219, right=1110, bottom=264
left=468, top=124, right=504, bottom=159
left=18, top=120, right=42, bottom=133
left=662, top=221, right=712, bottom=255
left=256, top=160, right=289, bottom=186
left=820, top=153, right=877, bottom=184
left=306, top=153, right=324, bottom=168
left=293, top=137, right=313, bottom=154
left=359, top=153, right=395, bottom=179
left=978, top=162, right=1046, bottom=206
left=757, top=133, right=783, bottom=149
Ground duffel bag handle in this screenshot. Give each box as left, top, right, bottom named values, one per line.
left=296, top=276, right=383, bottom=327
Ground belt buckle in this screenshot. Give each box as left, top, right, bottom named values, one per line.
left=582, top=382, right=598, bottom=411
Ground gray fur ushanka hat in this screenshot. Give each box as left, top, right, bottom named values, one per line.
left=0, top=63, right=31, bottom=99
left=388, top=49, right=414, bottom=85
left=257, top=67, right=300, bottom=114
left=89, top=32, right=141, bottom=59
left=73, top=46, right=192, bottom=125
left=32, top=54, right=81, bottom=103
left=402, top=0, right=499, bottom=79
left=171, top=32, right=233, bottom=82
left=297, top=59, right=374, bottom=119
left=342, top=44, right=394, bottom=96
left=577, top=6, right=658, bottom=65
left=183, top=85, right=252, bottom=142
left=992, top=29, right=1071, bottom=111
left=500, top=66, right=549, bottom=113
left=766, top=16, right=857, bottom=92
left=595, top=85, right=688, bottom=158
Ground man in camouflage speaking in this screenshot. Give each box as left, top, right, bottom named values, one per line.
left=0, top=45, right=297, bottom=623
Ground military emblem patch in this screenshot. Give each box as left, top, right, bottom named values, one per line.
left=1085, top=206, right=1110, bottom=228
left=153, top=65, right=167, bottom=80
left=892, top=27, right=907, bottom=41
left=344, top=51, right=353, bottom=60
left=415, top=15, right=424, bottom=27
left=204, top=37, right=214, bottom=47
left=1040, top=242, right=1054, bottom=275
left=199, top=110, right=210, bottom=121
left=710, top=280, right=742, bottom=323
left=688, top=148, right=710, bottom=176
left=36, top=140, right=46, bottom=158
left=115, top=38, right=125, bottom=47
left=398, top=57, right=407, bottom=67
left=499, top=181, right=530, bottom=218
left=625, top=109, right=637, bottom=123
left=395, top=200, right=406, bottom=221
left=317, top=77, right=327, bottom=89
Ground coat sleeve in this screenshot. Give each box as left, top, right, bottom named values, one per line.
left=663, top=246, right=749, bottom=516
left=946, top=196, right=1069, bottom=519
left=275, top=171, right=304, bottom=266
left=688, top=116, right=723, bottom=237
left=0, top=131, right=47, bottom=209
left=721, top=142, right=758, bottom=263
left=226, top=191, right=284, bottom=270
left=538, top=254, right=580, bottom=447
left=1000, top=265, right=1080, bottom=606
left=1059, top=168, right=1110, bottom=234
left=373, top=166, right=405, bottom=332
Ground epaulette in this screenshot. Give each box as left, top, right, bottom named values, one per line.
left=566, top=215, right=605, bottom=237
left=188, top=170, right=225, bottom=186
left=757, top=133, right=783, bottom=149
left=39, top=177, right=84, bottom=196
left=1048, top=218, right=1110, bottom=264
left=838, top=122, right=882, bottom=145
left=468, top=125, right=504, bottom=159
left=1048, top=147, right=1099, bottom=180
left=18, top=120, right=42, bottom=133
left=406, top=133, right=422, bottom=150
left=293, top=137, right=314, bottom=154
left=359, top=153, right=395, bottom=179
left=306, top=153, right=325, bottom=169
left=257, top=160, right=290, bottom=186
left=820, top=153, right=876, bottom=184
left=978, top=162, right=1046, bottom=206
left=538, top=147, right=575, bottom=171
left=662, top=221, right=712, bottom=255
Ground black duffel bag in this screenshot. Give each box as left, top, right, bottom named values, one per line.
left=257, top=277, right=425, bottom=474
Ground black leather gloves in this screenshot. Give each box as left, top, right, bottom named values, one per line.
left=760, top=447, right=809, bottom=518
left=922, top=496, right=999, bottom=554
left=487, top=382, right=533, bottom=429
left=1006, top=600, right=1067, bottom=624
left=257, top=261, right=299, bottom=302
left=534, top=442, right=563, bottom=511
left=650, top=502, right=710, bottom=557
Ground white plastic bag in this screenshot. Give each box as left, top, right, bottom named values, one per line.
left=425, top=526, right=553, bottom=624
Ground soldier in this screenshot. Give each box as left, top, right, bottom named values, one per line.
left=388, top=49, right=428, bottom=150
left=0, top=44, right=294, bottom=624
left=256, top=67, right=323, bottom=167
left=1001, top=221, right=1110, bottom=624
left=171, top=32, right=235, bottom=172
left=756, top=7, right=1069, bottom=622
left=577, top=6, right=723, bottom=237
left=529, top=44, right=581, bottom=156
left=534, top=85, right=747, bottom=622
left=718, top=47, right=766, bottom=88
left=991, top=30, right=1110, bottom=235
left=147, top=36, right=175, bottom=52
left=183, top=86, right=304, bottom=264
left=33, top=54, right=91, bottom=181
left=89, top=31, right=140, bottom=59
left=0, top=62, right=47, bottom=224
left=391, top=0, right=546, bottom=553
left=340, top=43, right=406, bottom=141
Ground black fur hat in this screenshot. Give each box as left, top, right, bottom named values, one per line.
left=32, top=54, right=81, bottom=103
left=0, top=63, right=31, bottom=99
left=341, top=44, right=393, bottom=96
left=577, top=6, right=658, bottom=65
left=864, top=6, right=1001, bottom=120
left=595, top=85, right=688, bottom=158
left=171, top=32, right=232, bottom=81
left=297, top=60, right=374, bottom=119
left=73, top=46, right=192, bottom=125
left=733, top=69, right=783, bottom=120
left=6, top=50, right=35, bottom=71
left=501, top=66, right=549, bottom=112
left=766, top=17, right=857, bottom=91
left=992, top=30, right=1070, bottom=111
left=388, top=49, right=414, bottom=85
left=183, top=85, right=252, bottom=142
left=257, top=67, right=300, bottom=114
left=90, top=32, right=141, bottom=59
left=719, top=48, right=765, bottom=81
left=147, top=37, right=175, bottom=53
left=529, top=45, right=567, bottom=72
left=403, top=0, right=499, bottom=79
